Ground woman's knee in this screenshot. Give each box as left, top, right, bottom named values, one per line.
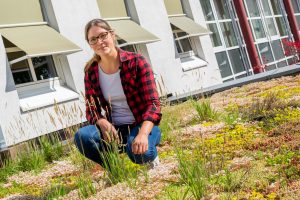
left=126, top=145, right=157, bottom=164
left=74, top=125, right=99, bottom=150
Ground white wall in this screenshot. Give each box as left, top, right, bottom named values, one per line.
left=0, top=36, right=20, bottom=147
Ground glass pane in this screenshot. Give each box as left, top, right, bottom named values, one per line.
left=32, top=56, right=57, bottom=80
left=276, top=17, right=287, bottom=36
left=265, top=64, right=276, bottom=71
left=200, top=0, right=215, bottom=21
left=271, top=40, right=284, bottom=60
left=245, top=0, right=260, bottom=17
left=216, top=51, right=233, bottom=78
left=270, top=0, right=282, bottom=15
left=228, top=49, right=245, bottom=73
left=258, top=42, right=274, bottom=64
left=251, top=19, right=266, bottom=39
left=220, top=22, right=238, bottom=47
left=207, top=23, right=222, bottom=47
left=266, top=18, right=277, bottom=36
left=262, top=0, right=272, bottom=16
left=7, top=51, right=33, bottom=84
left=297, top=15, right=300, bottom=28
left=213, top=0, right=230, bottom=19
left=291, top=0, right=300, bottom=13
left=288, top=58, right=297, bottom=65
left=177, top=32, right=193, bottom=52
left=175, top=40, right=182, bottom=53
left=180, top=38, right=193, bottom=52
left=277, top=60, right=287, bottom=68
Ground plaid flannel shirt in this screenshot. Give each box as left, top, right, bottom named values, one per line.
left=84, top=49, right=162, bottom=126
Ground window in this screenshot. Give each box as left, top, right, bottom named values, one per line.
left=0, top=0, right=80, bottom=111
left=244, top=0, right=293, bottom=70
left=201, top=0, right=252, bottom=80
left=5, top=40, right=57, bottom=85
left=172, top=25, right=194, bottom=57
left=171, top=25, right=208, bottom=71
left=216, top=51, right=233, bottom=77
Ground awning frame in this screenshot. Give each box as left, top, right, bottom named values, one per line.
left=0, top=22, right=47, bottom=29
left=169, top=16, right=212, bottom=39
left=1, top=24, right=81, bottom=64
left=107, top=18, right=160, bottom=47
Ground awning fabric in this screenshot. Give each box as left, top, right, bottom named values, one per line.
left=0, top=25, right=81, bottom=58
left=97, top=0, right=128, bottom=19
left=169, top=16, right=211, bottom=40
left=108, top=20, right=160, bottom=46
left=0, top=0, right=44, bottom=26
left=164, top=0, right=184, bottom=15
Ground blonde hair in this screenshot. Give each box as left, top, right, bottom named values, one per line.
left=84, top=19, right=113, bottom=72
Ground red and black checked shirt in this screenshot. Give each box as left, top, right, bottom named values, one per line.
left=84, top=49, right=162, bottom=126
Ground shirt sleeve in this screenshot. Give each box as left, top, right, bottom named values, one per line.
left=136, top=55, right=162, bottom=125
left=84, top=71, right=105, bottom=125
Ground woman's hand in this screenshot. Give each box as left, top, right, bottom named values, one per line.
left=132, top=121, right=154, bottom=154
left=132, top=132, right=148, bottom=154
left=96, top=118, right=119, bottom=143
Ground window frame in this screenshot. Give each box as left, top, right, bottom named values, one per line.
left=5, top=46, right=60, bottom=88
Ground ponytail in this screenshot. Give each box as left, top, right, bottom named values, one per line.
left=84, top=54, right=101, bottom=72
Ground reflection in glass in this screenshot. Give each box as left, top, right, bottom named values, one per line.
left=7, top=51, right=33, bottom=85
left=213, top=0, right=230, bottom=19
left=177, top=32, right=193, bottom=52
left=258, top=42, right=274, bottom=64
left=216, top=51, right=233, bottom=78
left=200, top=0, right=215, bottom=21
left=271, top=40, right=284, bottom=60
left=220, top=22, right=238, bottom=47
left=251, top=19, right=266, bottom=39
left=228, top=49, right=245, bottom=73
left=33, top=56, right=57, bottom=80
left=276, top=17, right=287, bottom=36
left=270, top=0, right=282, bottom=15
left=261, top=0, right=272, bottom=16
left=245, top=0, right=260, bottom=17
left=297, top=15, right=300, bottom=28
left=265, top=64, right=276, bottom=71
left=291, top=0, right=300, bottom=13
left=277, top=60, right=287, bottom=68
left=208, top=23, right=222, bottom=47
left=266, top=18, right=277, bottom=36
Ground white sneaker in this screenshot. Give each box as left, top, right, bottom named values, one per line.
left=149, top=156, right=160, bottom=169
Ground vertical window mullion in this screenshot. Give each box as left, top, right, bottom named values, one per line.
left=28, top=58, right=38, bottom=81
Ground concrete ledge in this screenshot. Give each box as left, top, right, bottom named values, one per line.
left=168, top=64, right=300, bottom=102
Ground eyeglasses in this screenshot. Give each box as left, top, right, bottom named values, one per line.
left=88, top=31, right=112, bottom=45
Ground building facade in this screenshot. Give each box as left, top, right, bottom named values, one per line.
left=0, top=0, right=299, bottom=149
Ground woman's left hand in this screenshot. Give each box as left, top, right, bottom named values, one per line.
left=132, top=132, right=148, bottom=154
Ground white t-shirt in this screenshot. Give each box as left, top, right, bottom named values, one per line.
left=98, top=67, right=135, bottom=125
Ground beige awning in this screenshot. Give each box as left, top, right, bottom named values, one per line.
left=164, top=0, right=184, bottom=15
left=108, top=20, right=160, bottom=46
left=0, top=25, right=81, bottom=63
left=97, top=0, right=128, bottom=19
left=169, top=16, right=211, bottom=40
left=0, top=0, right=44, bottom=26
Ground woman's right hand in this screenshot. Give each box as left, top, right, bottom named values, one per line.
left=96, top=118, right=119, bottom=143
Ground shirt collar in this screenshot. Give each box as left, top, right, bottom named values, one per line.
left=118, top=48, right=136, bottom=62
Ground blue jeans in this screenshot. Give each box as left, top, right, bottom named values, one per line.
left=74, top=124, right=161, bottom=166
